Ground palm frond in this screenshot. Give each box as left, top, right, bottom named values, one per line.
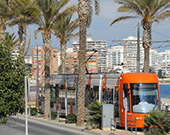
left=110, top=16, right=138, bottom=26
left=95, top=0, right=100, bottom=15
left=155, top=10, right=170, bottom=21
left=87, top=0, right=93, bottom=27
left=34, top=28, right=44, bottom=39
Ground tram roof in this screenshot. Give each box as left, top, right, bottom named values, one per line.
left=120, top=73, right=158, bottom=83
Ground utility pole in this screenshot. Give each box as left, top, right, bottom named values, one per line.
left=137, top=22, right=140, bottom=72
left=36, top=46, right=39, bottom=112
left=125, top=41, right=128, bottom=70
left=25, top=76, right=28, bottom=135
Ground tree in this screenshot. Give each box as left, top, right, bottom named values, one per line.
left=86, top=100, right=104, bottom=129
left=34, top=0, right=75, bottom=119
left=0, top=0, right=15, bottom=40
left=9, top=0, right=39, bottom=55
left=53, top=12, right=79, bottom=74
left=0, top=33, right=25, bottom=124
left=110, top=0, right=170, bottom=72
left=145, top=109, right=170, bottom=135
left=77, top=0, right=100, bottom=126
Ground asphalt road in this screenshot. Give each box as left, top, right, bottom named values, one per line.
left=0, top=117, right=89, bottom=135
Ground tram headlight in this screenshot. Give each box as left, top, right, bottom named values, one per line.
left=136, top=117, right=142, bottom=120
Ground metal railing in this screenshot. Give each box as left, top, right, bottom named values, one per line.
left=127, top=114, right=137, bottom=134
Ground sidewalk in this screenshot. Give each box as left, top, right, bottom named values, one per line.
left=15, top=114, right=144, bottom=135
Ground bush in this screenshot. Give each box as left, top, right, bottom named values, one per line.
left=65, top=114, right=77, bottom=124
left=31, top=108, right=38, bottom=116
left=0, top=33, right=26, bottom=124
left=86, top=100, right=104, bottom=129
left=144, top=109, right=170, bottom=135
left=51, top=112, right=57, bottom=120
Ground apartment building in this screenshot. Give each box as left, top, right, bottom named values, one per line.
left=25, top=56, right=32, bottom=64
left=123, top=36, right=144, bottom=72
left=50, top=49, right=59, bottom=74
left=65, top=51, right=98, bottom=74
left=12, top=48, right=19, bottom=60
left=72, top=38, right=107, bottom=72
left=150, top=49, right=158, bottom=72
left=158, top=50, right=170, bottom=76
left=107, top=45, right=124, bottom=68
left=32, top=47, right=59, bottom=78
left=32, top=47, right=44, bottom=77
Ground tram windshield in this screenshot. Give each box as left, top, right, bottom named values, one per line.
left=131, top=83, right=159, bottom=113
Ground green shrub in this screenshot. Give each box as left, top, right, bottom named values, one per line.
left=51, top=112, right=57, bottom=120
left=65, top=114, right=77, bottom=124
left=144, top=109, right=170, bottom=135
left=31, top=108, right=38, bottom=116
left=86, top=100, right=104, bottom=129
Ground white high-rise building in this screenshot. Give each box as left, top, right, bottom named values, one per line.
left=25, top=56, right=32, bottom=64
left=150, top=49, right=158, bottom=73
left=107, top=45, right=124, bottom=68
left=72, top=38, right=107, bottom=72
left=12, top=49, right=19, bottom=60
left=123, top=36, right=144, bottom=72
left=158, top=50, right=170, bottom=77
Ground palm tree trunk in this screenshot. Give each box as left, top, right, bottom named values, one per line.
left=142, top=22, right=152, bottom=73
left=18, top=25, right=26, bottom=55
left=60, top=41, right=66, bottom=74
left=42, top=33, right=51, bottom=119
left=77, top=0, right=88, bottom=127
left=0, top=19, right=6, bottom=40
left=144, top=47, right=150, bottom=72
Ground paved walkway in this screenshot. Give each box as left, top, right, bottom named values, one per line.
left=15, top=114, right=144, bottom=135
left=93, top=129, right=144, bottom=135
left=101, top=130, right=144, bottom=135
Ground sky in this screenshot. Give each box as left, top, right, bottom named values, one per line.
left=6, top=0, right=170, bottom=55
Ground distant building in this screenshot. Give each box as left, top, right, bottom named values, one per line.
left=65, top=51, right=98, bottom=74
left=50, top=49, right=59, bottom=75
left=123, top=36, right=144, bottom=72
left=32, top=47, right=59, bottom=79
left=107, top=45, right=124, bottom=68
left=158, top=50, right=170, bottom=77
left=32, top=47, right=44, bottom=78
left=150, top=49, right=158, bottom=73
left=72, top=38, right=107, bottom=72
left=25, top=56, right=32, bottom=64
left=12, top=49, right=19, bottom=60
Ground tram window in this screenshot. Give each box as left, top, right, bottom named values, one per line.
left=123, top=89, right=130, bottom=112
left=131, top=83, right=159, bottom=113
left=103, top=88, right=113, bottom=104
left=85, top=85, right=99, bottom=107
left=122, top=83, right=130, bottom=112
left=123, top=93, right=130, bottom=112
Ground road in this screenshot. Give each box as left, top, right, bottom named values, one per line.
left=0, top=117, right=91, bottom=135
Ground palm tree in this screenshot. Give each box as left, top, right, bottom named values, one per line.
left=9, top=0, right=39, bottom=55
left=53, top=12, right=79, bottom=74
left=77, top=0, right=100, bottom=127
left=34, top=0, right=75, bottom=119
left=145, top=109, right=170, bottom=135
left=0, top=0, right=15, bottom=40
left=110, top=0, right=170, bottom=72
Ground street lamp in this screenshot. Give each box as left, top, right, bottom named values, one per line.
left=85, top=49, right=98, bottom=73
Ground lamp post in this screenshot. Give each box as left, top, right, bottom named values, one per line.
left=85, top=49, right=97, bottom=73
